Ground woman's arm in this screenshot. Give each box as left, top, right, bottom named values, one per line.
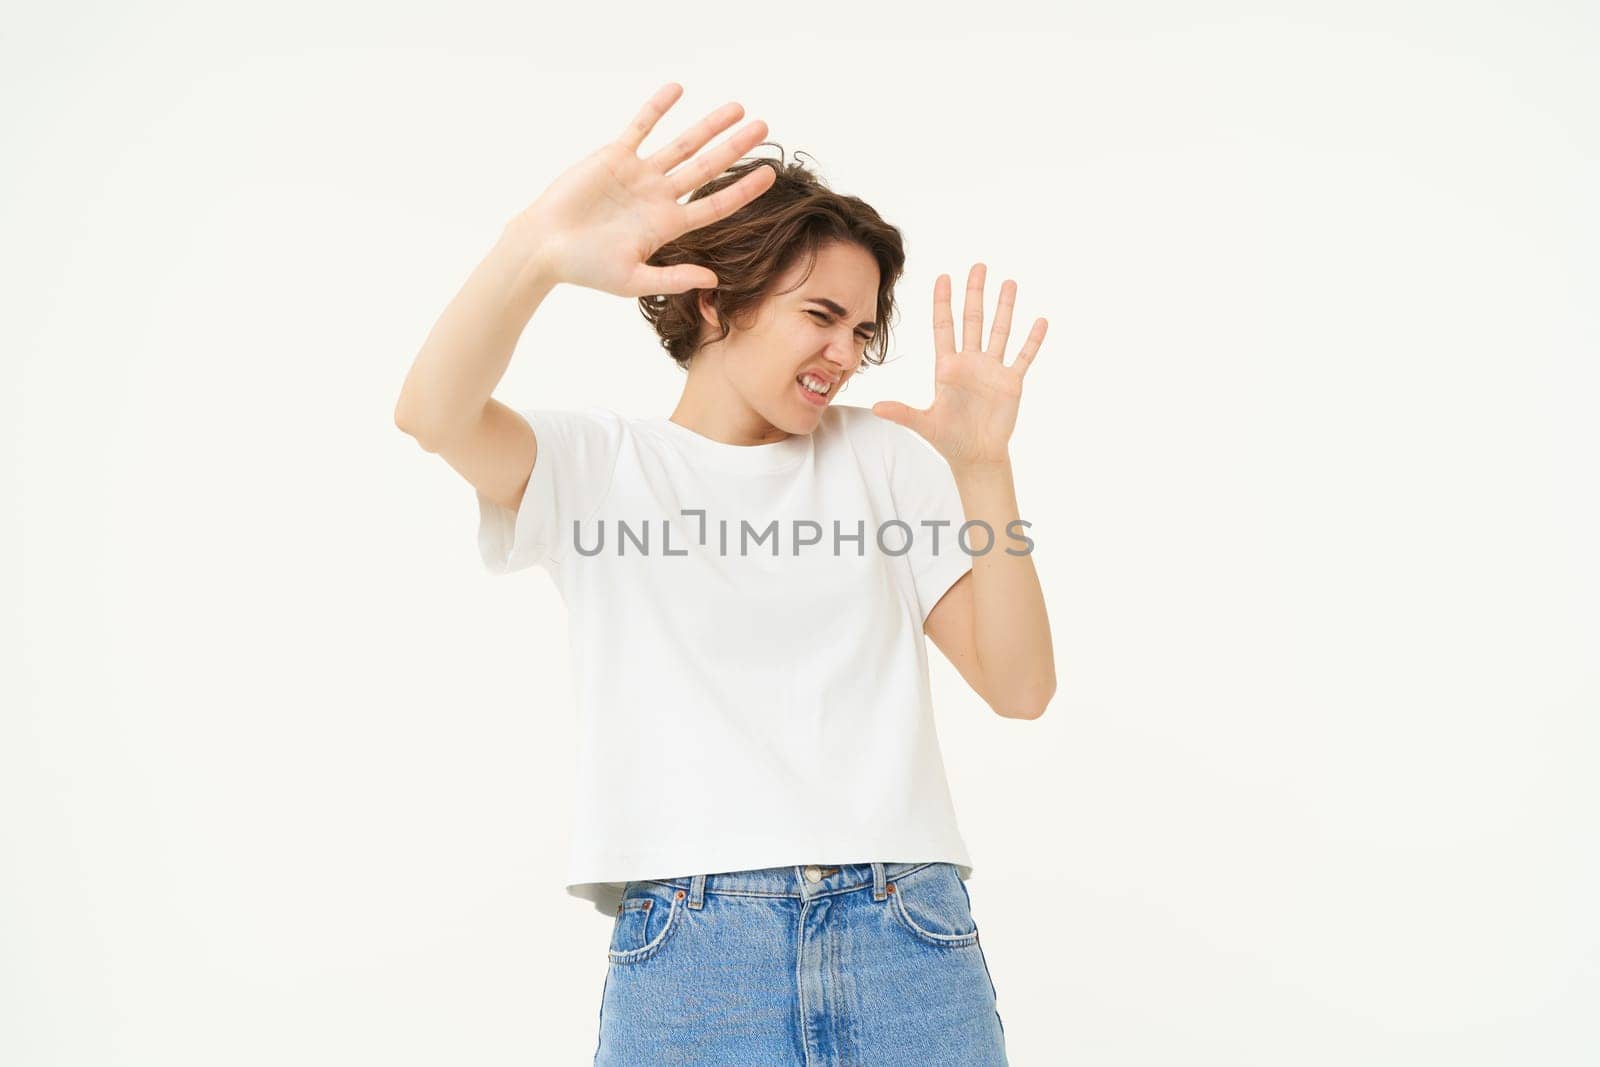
left=393, top=228, right=558, bottom=449
left=874, top=263, right=1055, bottom=718
left=924, top=460, right=1055, bottom=719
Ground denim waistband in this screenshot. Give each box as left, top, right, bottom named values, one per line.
left=633, top=861, right=943, bottom=908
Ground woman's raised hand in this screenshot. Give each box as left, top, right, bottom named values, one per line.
left=871, top=264, right=1049, bottom=471
left=505, top=82, right=776, bottom=299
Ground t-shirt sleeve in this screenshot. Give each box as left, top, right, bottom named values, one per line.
left=475, top=406, right=624, bottom=575
left=880, top=418, right=973, bottom=626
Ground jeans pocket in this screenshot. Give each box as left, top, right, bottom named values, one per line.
left=886, top=864, right=981, bottom=948
left=607, top=881, right=686, bottom=964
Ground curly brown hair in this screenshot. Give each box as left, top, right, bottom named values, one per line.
left=637, top=144, right=907, bottom=372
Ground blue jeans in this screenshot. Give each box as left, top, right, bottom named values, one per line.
left=595, top=860, right=1008, bottom=1065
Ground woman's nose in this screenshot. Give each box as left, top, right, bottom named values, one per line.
left=824, top=340, right=859, bottom=376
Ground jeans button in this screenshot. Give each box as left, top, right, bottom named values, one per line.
left=804, top=864, right=822, bottom=882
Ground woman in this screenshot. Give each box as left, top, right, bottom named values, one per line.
left=396, top=82, right=1053, bottom=1066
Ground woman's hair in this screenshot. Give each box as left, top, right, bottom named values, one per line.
left=638, top=144, right=907, bottom=372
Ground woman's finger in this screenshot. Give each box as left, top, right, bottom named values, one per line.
left=679, top=161, right=778, bottom=235
left=631, top=260, right=720, bottom=297
left=987, top=280, right=1017, bottom=359
left=666, top=117, right=769, bottom=200
left=1011, top=318, right=1048, bottom=374
left=961, top=263, right=987, bottom=354
left=617, top=82, right=685, bottom=154
left=646, top=100, right=746, bottom=174
left=932, top=273, right=956, bottom=357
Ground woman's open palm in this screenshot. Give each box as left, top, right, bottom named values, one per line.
left=508, top=83, right=776, bottom=299
left=872, top=264, right=1049, bottom=469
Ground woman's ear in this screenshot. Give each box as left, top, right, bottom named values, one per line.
left=696, top=289, right=721, bottom=333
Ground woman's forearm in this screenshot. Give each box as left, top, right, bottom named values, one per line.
left=393, top=222, right=561, bottom=449
left=951, top=459, right=1057, bottom=716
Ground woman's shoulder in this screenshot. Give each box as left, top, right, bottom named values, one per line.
left=820, top=402, right=890, bottom=443
left=824, top=402, right=929, bottom=458
left=535, top=405, right=662, bottom=443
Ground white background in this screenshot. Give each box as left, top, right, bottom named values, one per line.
left=6, top=2, right=1597, bottom=1063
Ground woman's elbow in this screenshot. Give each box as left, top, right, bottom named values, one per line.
left=990, top=676, right=1056, bottom=720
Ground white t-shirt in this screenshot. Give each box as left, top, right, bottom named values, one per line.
left=475, top=402, right=978, bottom=915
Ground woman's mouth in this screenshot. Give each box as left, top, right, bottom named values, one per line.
left=796, top=371, right=834, bottom=407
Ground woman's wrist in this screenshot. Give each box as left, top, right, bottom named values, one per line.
left=494, top=219, right=564, bottom=304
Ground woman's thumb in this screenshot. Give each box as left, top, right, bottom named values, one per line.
left=872, top=401, right=933, bottom=441
left=873, top=401, right=912, bottom=424
left=636, top=263, right=718, bottom=297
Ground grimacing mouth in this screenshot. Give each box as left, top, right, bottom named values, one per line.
left=796, top=369, right=840, bottom=396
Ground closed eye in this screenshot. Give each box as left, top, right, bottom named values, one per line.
left=806, top=309, right=872, bottom=342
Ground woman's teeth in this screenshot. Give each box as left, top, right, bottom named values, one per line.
left=799, top=374, right=831, bottom=395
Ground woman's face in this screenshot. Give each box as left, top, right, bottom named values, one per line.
left=694, top=240, right=881, bottom=436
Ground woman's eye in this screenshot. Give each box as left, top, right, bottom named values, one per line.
left=808, top=310, right=870, bottom=344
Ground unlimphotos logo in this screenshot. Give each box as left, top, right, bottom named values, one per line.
left=568, top=509, right=1035, bottom=558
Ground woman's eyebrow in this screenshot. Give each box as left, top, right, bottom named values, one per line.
left=805, top=297, right=878, bottom=334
